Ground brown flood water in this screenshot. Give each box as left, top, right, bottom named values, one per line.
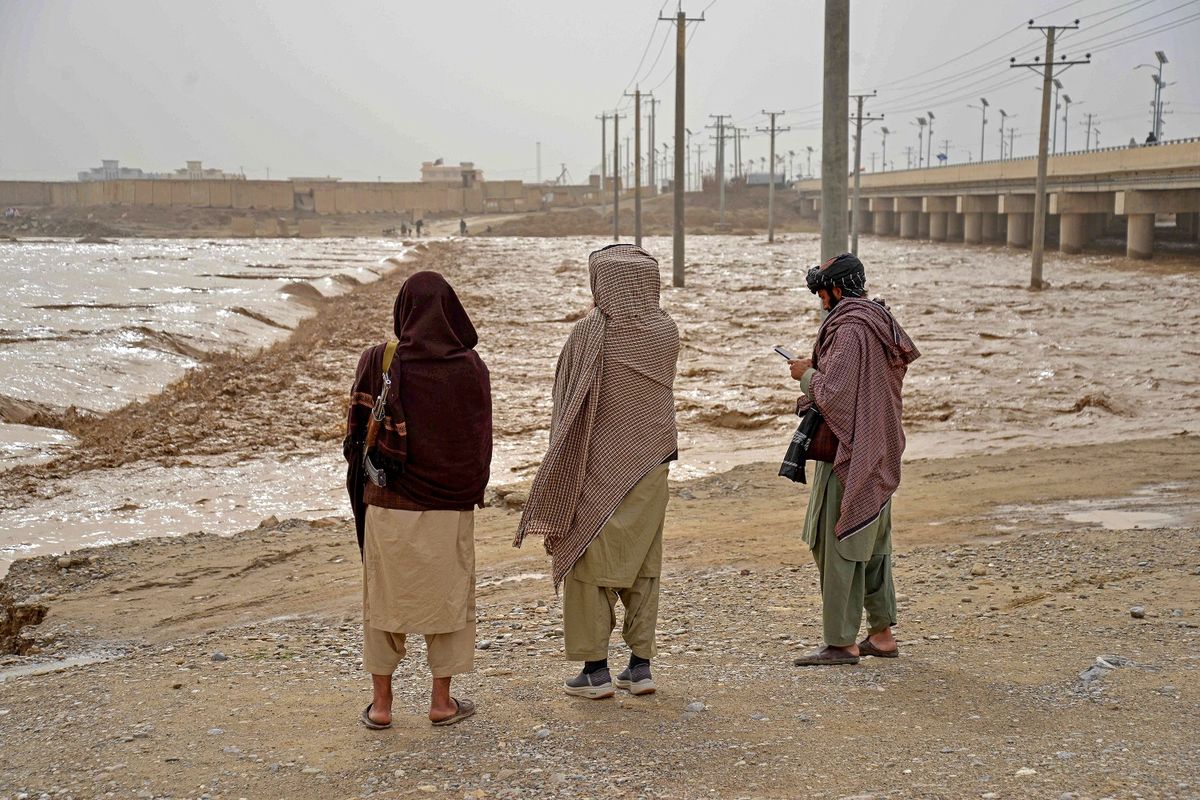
left=2, top=233, right=1198, bottom=572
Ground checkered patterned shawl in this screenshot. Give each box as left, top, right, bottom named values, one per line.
left=800, top=298, right=920, bottom=540
left=514, top=244, right=679, bottom=586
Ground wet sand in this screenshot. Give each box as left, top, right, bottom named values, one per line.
left=2, top=235, right=1199, bottom=798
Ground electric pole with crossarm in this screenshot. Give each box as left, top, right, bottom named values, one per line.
left=849, top=91, right=883, bottom=255
left=758, top=111, right=791, bottom=243
left=659, top=7, right=705, bottom=287
left=1011, top=19, right=1091, bottom=289
left=624, top=88, right=645, bottom=246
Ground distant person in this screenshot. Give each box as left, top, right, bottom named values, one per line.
left=459, top=218, right=468, bottom=236
left=344, top=271, right=492, bottom=727
left=515, top=244, right=679, bottom=699
left=415, top=219, right=424, bottom=236
left=1145, top=131, right=1158, bottom=145
left=400, top=222, right=409, bottom=237
left=784, top=254, right=920, bottom=666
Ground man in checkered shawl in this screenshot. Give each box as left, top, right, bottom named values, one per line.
left=515, top=243, right=679, bottom=699
left=787, top=253, right=920, bottom=666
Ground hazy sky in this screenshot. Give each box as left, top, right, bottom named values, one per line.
left=3, top=0, right=1197, bottom=182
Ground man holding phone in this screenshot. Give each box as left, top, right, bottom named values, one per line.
left=784, top=253, right=920, bottom=666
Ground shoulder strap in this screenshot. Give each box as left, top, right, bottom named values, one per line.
left=382, top=340, right=398, bottom=373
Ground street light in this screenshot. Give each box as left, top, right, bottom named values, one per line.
left=968, top=98, right=988, bottom=163
left=926, top=111, right=936, bottom=169
left=998, top=109, right=1015, bottom=160
left=880, top=127, right=890, bottom=171
left=1052, top=79, right=1063, bottom=153
left=1062, top=95, right=1080, bottom=152
left=913, top=117, right=927, bottom=168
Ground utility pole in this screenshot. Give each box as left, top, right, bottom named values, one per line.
left=1082, top=112, right=1096, bottom=151
left=708, top=114, right=732, bottom=227
left=905, top=146, right=914, bottom=169
left=647, top=95, right=657, bottom=194
left=624, top=88, right=644, bottom=246
left=693, top=144, right=705, bottom=196
left=821, top=0, right=850, bottom=260
left=1008, top=127, right=1017, bottom=158
left=624, top=136, right=630, bottom=189
left=969, top=98, right=988, bottom=163
left=660, top=8, right=704, bottom=288
left=596, top=112, right=608, bottom=191
left=869, top=152, right=876, bottom=172
left=940, top=139, right=951, bottom=164
left=758, top=110, right=790, bottom=243
left=612, top=110, right=626, bottom=241
left=1011, top=19, right=1090, bottom=289
left=848, top=91, right=882, bottom=254
left=880, top=127, right=889, bottom=172
left=805, top=146, right=814, bottom=178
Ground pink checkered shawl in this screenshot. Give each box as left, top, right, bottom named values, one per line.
left=514, top=245, right=679, bottom=586
left=799, top=297, right=919, bottom=540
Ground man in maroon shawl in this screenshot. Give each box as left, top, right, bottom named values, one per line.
left=345, top=270, right=491, bottom=726
left=787, top=253, right=920, bottom=666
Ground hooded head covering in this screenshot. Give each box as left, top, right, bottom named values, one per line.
left=514, top=244, right=679, bottom=587
left=805, top=252, right=867, bottom=298
left=347, top=271, right=492, bottom=522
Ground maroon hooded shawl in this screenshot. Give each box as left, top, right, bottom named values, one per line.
left=345, top=271, right=492, bottom=530
left=798, top=297, right=919, bottom=540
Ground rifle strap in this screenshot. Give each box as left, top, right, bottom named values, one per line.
left=382, top=340, right=398, bottom=374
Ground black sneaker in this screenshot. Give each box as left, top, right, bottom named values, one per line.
left=564, top=668, right=614, bottom=699
left=614, top=662, right=656, bottom=695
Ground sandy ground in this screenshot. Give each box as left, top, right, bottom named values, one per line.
left=2, top=437, right=1198, bottom=799
left=2, top=237, right=1200, bottom=798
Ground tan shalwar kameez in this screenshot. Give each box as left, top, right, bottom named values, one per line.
left=563, top=463, right=669, bottom=661
left=361, top=505, right=476, bottom=678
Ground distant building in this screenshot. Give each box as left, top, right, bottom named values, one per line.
left=421, top=159, right=483, bottom=187
left=76, top=159, right=245, bottom=181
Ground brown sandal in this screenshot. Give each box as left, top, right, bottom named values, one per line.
left=793, top=646, right=860, bottom=666
left=431, top=697, right=476, bottom=727
left=858, top=638, right=900, bottom=658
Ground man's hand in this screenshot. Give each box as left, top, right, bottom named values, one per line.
left=788, top=358, right=813, bottom=381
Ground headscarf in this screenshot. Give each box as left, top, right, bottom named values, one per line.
left=805, top=252, right=867, bottom=298
left=346, top=271, right=492, bottom=528
left=514, top=244, right=679, bottom=587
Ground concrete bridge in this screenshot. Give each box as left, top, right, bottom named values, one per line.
left=793, top=138, right=1200, bottom=259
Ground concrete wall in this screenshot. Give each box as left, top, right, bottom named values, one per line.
left=1, top=175, right=561, bottom=215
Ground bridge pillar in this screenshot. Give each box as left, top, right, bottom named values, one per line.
left=963, top=213, right=983, bottom=243
left=1126, top=215, right=1155, bottom=259
left=1006, top=214, right=1031, bottom=248
left=947, top=213, right=963, bottom=241
left=929, top=213, right=947, bottom=241
left=982, top=212, right=1000, bottom=242
left=918, top=213, right=930, bottom=238
left=998, top=194, right=1035, bottom=249
left=1116, top=190, right=1200, bottom=259
left=1060, top=214, right=1088, bottom=254
left=922, top=196, right=955, bottom=242
left=872, top=210, right=894, bottom=235
left=894, top=197, right=921, bottom=239
left=1049, top=192, right=1115, bottom=255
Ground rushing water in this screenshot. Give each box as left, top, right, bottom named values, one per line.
left=2, top=233, right=1199, bottom=574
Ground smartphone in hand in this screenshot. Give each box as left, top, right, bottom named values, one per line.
left=773, top=346, right=798, bottom=361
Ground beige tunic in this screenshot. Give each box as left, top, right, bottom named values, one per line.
left=362, top=505, right=475, bottom=635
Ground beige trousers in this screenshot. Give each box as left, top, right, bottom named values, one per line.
left=562, top=464, right=668, bottom=662
left=361, top=506, right=476, bottom=678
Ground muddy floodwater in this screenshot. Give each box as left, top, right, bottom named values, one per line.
left=2, top=233, right=1198, bottom=571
